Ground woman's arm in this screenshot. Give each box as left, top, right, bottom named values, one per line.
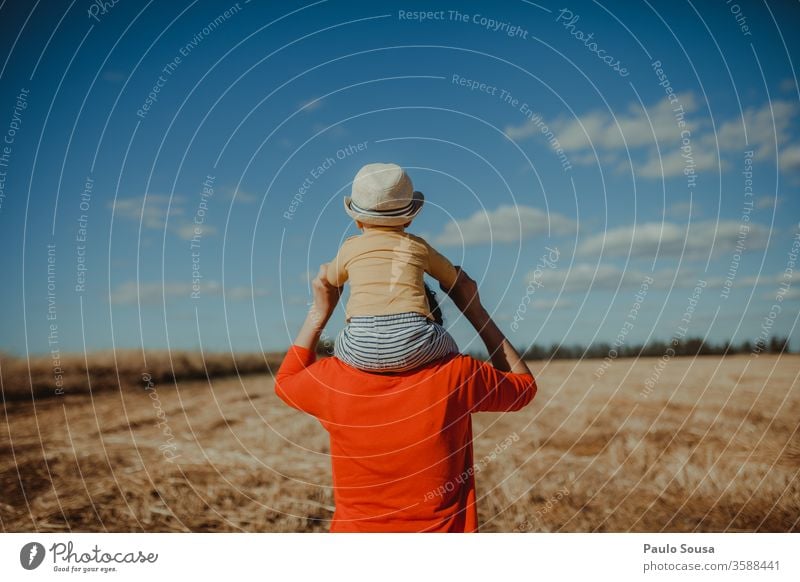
left=294, top=263, right=342, bottom=350
left=274, top=264, right=342, bottom=417
left=443, top=268, right=531, bottom=376
left=424, top=241, right=459, bottom=292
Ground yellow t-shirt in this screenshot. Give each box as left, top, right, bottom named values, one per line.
left=327, top=227, right=458, bottom=321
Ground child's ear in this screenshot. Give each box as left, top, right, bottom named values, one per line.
left=402, top=221, right=411, bottom=228
left=355, top=220, right=364, bottom=229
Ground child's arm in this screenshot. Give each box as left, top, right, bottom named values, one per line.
left=325, top=244, right=349, bottom=287
left=424, top=242, right=459, bottom=292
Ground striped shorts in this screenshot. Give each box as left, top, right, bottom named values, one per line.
left=334, top=312, right=459, bottom=373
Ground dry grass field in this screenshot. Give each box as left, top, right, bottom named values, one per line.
left=1, top=353, right=798, bottom=532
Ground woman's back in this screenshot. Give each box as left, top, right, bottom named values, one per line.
left=275, top=345, right=535, bottom=532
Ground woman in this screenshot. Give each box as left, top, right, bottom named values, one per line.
left=275, top=266, right=537, bottom=532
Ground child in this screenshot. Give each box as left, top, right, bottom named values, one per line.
left=325, top=162, right=459, bottom=372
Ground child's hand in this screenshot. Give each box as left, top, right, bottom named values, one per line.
left=310, top=263, right=342, bottom=321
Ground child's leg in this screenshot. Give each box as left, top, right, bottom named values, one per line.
left=333, top=318, right=385, bottom=371
left=401, top=319, right=458, bottom=371
left=334, top=313, right=458, bottom=372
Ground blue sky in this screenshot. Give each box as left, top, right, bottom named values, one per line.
left=0, top=0, right=798, bottom=356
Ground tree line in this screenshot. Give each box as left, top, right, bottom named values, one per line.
left=520, top=336, right=792, bottom=360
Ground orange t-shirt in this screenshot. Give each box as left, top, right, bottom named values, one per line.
left=275, top=346, right=536, bottom=532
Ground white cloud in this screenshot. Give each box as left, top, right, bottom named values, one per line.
left=703, top=271, right=798, bottom=292
left=548, top=111, right=610, bottom=150
left=756, top=195, right=779, bottom=209
left=227, top=286, right=270, bottom=301
left=761, top=287, right=800, bottom=301
left=739, top=273, right=788, bottom=288
left=506, top=92, right=701, bottom=153
left=778, top=144, right=800, bottom=172
left=231, top=189, right=257, bottom=203
left=779, top=78, right=797, bottom=93
left=565, top=151, right=596, bottom=166
left=507, top=93, right=800, bottom=180
left=636, top=147, right=721, bottom=178
left=111, top=194, right=185, bottom=229
left=110, top=281, right=208, bottom=305
left=527, top=263, right=678, bottom=292
left=175, top=223, right=218, bottom=240
left=299, top=97, right=323, bottom=112
left=531, top=298, right=574, bottom=309
left=219, top=186, right=258, bottom=204
left=505, top=119, right=540, bottom=141
left=112, top=194, right=227, bottom=239
left=576, top=220, right=769, bottom=258
left=433, top=205, right=575, bottom=246
left=712, top=100, right=797, bottom=160
left=781, top=287, right=800, bottom=300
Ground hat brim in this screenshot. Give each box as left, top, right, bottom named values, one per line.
left=344, top=190, right=424, bottom=226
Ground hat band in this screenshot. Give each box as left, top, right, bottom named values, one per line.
left=349, top=199, right=417, bottom=218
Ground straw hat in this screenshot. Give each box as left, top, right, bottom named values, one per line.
left=344, top=163, right=424, bottom=226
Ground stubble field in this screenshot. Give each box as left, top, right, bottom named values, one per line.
left=1, top=353, right=798, bottom=532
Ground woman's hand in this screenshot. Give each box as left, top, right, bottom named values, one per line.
left=293, top=264, right=342, bottom=351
